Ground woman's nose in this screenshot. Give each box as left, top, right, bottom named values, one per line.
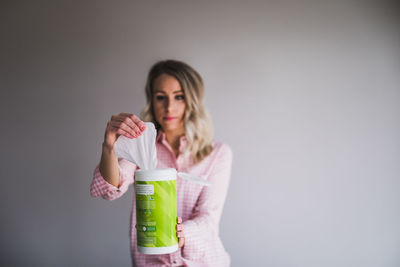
left=164, top=98, right=171, bottom=111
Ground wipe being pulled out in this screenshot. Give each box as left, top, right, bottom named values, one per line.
left=114, top=122, right=210, bottom=186
left=114, top=122, right=158, bottom=170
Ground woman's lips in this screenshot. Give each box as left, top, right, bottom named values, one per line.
left=163, top=116, right=177, bottom=121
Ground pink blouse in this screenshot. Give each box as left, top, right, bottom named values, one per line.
left=90, top=130, right=232, bottom=267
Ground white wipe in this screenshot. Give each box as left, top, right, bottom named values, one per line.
left=114, top=122, right=158, bottom=170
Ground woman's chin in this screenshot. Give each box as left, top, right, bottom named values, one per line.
left=161, top=123, right=184, bottom=133
left=162, top=125, right=177, bottom=132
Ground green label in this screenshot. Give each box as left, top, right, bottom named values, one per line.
left=135, top=180, right=177, bottom=248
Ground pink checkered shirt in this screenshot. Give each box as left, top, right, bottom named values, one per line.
left=90, top=130, right=232, bottom=267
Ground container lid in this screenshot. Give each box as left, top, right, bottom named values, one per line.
left=135, top=168, right=177, bottom=181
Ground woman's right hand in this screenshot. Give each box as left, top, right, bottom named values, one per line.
left=103, top=112, right=146, bottom=150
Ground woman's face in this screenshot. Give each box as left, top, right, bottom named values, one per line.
left=152, top=74, right=186, bottom=134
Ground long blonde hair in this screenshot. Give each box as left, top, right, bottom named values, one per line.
left=141, top=59, right=214, bottom=164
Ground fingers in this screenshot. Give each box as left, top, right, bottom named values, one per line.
left=118, top=113, right=146, bottom=130
left=113, top=115, right=142, bottom=135
left=125, top=113, right=146, bottom=132
left=176, top=217, right=184, bottom=248
left=178, top=237, right=185, bottom=248
left=116, top=127, right=135, bottom=139
left=109, top=120, right=138, bottom=138
left=109, top=113, right=146, bottom=138
left=107, top=123, right=134, bottom=139
left=176, top=224, right=183, bottom=231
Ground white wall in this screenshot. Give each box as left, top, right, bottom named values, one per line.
left=1, top=1, right=399, bottom=266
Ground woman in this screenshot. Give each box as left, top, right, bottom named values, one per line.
left=90, top=60, right=232, bottom=266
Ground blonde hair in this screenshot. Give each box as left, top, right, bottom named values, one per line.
left=140, top=59, right=214, bottom=164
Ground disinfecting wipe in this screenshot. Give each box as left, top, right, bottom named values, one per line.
left=114, top=122, right=158, bottom=170
left=114, top=122, right=210, bottom=255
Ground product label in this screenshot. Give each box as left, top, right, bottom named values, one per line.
left=135, top=180, right=178, bottom=248
left=136, top=184, right=154, bottom=195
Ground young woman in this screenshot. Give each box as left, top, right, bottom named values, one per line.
left=90, top=60, right=232, bottom=266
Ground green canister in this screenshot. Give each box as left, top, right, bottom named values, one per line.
left=135, top=168, right=178, bottom=254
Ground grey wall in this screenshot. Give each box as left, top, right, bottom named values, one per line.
left=1, top=1, right=399, bottom=266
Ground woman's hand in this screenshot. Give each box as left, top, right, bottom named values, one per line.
left=177, top=217, right=185, bottom=248
left=103, top=113, right=146, bottom=150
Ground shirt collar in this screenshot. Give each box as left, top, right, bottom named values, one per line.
left=156, top=130, right=165, bottom=143
left=156, top=130, right=187, bottom=149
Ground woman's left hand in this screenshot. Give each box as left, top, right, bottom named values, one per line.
left=177, top=217, right=185, bottom=248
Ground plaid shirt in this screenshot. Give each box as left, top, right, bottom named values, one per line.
left=90, top=131, right=232, bottom=267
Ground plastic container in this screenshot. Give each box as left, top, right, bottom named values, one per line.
left=135, top=168, right=178, bottom=254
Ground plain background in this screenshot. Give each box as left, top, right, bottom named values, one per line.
left=1, top=1, right=399, bottom=266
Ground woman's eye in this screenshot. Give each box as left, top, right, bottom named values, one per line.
left=176, top=95, right=185, bottom=100
left=155, top=95, right=165, bottom=101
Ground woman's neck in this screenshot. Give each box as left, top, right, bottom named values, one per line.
left=164, top=129, right=185, bottom=157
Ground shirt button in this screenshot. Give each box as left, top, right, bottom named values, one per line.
left=173, top=260, right=177, bottom=264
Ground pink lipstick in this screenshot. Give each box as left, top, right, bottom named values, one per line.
left=163, top=116, right=176, bottom=121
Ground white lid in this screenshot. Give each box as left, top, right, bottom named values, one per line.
left=135, top=168, right=177, bottom=181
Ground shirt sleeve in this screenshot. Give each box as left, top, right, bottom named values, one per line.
left=90, top=158, right=136, bottom=201
left=181, top=143, right=232, bottom=266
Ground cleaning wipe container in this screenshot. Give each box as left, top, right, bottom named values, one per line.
left=135, top=168, right=178, bottom=255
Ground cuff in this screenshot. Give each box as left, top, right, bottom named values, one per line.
left=90, top=165, right=128, bottom=199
